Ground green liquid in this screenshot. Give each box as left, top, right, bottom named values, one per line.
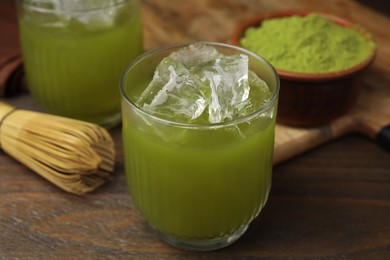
left=122, top=107, right=275, bottom=239
left=18, top=3, right=143, bottom=126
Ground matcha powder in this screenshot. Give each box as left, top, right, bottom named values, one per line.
left=240, top=14, right=376, bottom=73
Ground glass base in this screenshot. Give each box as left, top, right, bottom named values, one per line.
left=155, top=224, right=249, bottom=251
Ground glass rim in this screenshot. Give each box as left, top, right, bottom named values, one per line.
left=120, top=41, right=280, bottom=130
left=16, top=0, right=134, bottom=14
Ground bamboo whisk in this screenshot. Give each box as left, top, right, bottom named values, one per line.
left=0, top=102, right=115, bottom=195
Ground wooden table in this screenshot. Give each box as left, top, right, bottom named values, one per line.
left=1, top=0, right=390, bottom=259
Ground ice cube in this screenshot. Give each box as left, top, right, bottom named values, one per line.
left=248, top=70, right=272, bottom=105
left=190, top=54, right=251, bottom=123
left=137, top=57, right=207, bottom=122
left=237, top=70, right=272, bottom=117
left=169, top=43, right=222, bottom=69
left=137, top=43, right=272, bottom=125
left=49, top=0, right=117, bottom=30
left=76, top=10, right=116, bottom=30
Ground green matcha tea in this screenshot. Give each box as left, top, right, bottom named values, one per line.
left=121, top=43, right=279, bottom=250
left=17, top=0, right=143, bottom=127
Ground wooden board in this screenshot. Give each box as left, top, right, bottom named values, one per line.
left=274, top=64, right=390, bottom=163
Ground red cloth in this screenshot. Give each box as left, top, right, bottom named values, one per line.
left=0, top=1, right=26, bottom=97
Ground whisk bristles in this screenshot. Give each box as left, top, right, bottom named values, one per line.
left=0, top=102, right=115, bottom=195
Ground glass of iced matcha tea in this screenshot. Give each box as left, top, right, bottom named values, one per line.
left=120, top=42, right=279, bottom=251
left=16, top=0, right=143, bottom=127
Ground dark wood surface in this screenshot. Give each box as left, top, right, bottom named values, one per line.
left=1, top=0, right=390, bottom=259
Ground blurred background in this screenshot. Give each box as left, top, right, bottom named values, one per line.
left=358, top=0, right=390, bottom=16
left=0, top=0, right=389, bottom=17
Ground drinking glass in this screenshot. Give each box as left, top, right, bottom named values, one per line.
left=17, top=0, right=143, bottom=128
left=120, top=42, right=279, bottom=251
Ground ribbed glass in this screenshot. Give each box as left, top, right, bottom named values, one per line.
left=17, top=0, right=143, bottom=127
left=120, top=42, right=279, bottom=251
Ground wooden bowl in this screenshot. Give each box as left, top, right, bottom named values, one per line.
left=231, top=10, right=377, bottom=127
